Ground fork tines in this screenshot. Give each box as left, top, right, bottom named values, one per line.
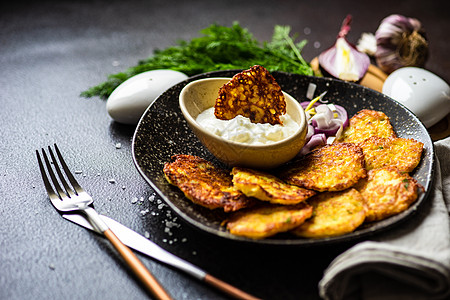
left=36, top=144, right=81, bottom=202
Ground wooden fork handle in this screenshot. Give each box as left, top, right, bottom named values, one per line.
left=204, top=274, right=261, bottom=300
left=104, top=229, right=173, bottom=300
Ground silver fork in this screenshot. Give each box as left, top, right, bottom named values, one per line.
left=36, top=144, right=172, bottom=300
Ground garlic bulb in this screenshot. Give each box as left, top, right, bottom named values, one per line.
left=375, top=14, right=428, bottom=74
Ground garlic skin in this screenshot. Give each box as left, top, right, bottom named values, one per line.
left=375, top=14, right=428, bottom=74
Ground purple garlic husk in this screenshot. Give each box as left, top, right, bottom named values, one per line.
left=375, top=14, right=428, bottom=74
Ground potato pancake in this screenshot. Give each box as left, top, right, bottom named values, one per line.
left=336, top=109, right=397, bottom=144
left=231, top=167, right=316, bottom=205
left=214, top=65, right=286, bottom=125
left=355, top=167, right=420, bottom=222
left=359, top=136, right=423, bottom=172
left=279, top=143, right=366, bottom=192
left=226, top=203, right=313, bottom=239
left=291, top=188, right=366, bottom=238
left=163, top=154, right=255, bottom=212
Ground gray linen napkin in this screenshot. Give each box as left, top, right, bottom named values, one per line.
left=319, top=136, right=450, bottom=300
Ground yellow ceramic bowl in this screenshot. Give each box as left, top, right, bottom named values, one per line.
left=179, top=78, right=307, bottom=169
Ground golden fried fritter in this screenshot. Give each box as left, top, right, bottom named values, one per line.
left=214, top=65, right=286, bottom=125
left=279, top=143, right=366, bottom=192
left=355, top=167, right=420, bottom=222
left=359, top=136, right=423, bottom=172
left=291, top=188, right=366, bottom=238
left=163, top=154, right=255, bottom=212
left=231, top=167, right=316, bottom=205
left=336, top=109, right=397, bottom=144
left=226, top=203, right=313, bottom=239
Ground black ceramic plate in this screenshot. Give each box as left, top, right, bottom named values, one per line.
left=132, top=70, right=435, bottom=246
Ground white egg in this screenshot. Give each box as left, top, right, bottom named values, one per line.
left=382, top=67, right=450, bottom=128
left=106, top=69, right=188, bottom=124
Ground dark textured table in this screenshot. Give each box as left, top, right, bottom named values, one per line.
left=1, top=1, right=449, bottom=299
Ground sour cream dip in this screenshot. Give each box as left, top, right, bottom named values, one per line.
left=195, top=107, right=300, bottom=145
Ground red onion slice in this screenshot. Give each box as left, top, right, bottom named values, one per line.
left=310, top=104, right=348, bottom=136
left=313, top=119, right=343, bottom=136
left=312, top=104, right=334, bottom=128
left=299, top=133, right=327, bottom=156
left=318, top=15, right=370, bottom=81
left=334, top=104, right=349, bottom=128
left=298, top=94, right=350, bottom=155
left=306, top=124, right=315, bottom=140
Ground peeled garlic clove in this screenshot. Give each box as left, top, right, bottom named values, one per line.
left=356, top=32, right=377, bottom=56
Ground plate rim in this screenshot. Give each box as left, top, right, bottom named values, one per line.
left=131, top=69, right=435, bottom=246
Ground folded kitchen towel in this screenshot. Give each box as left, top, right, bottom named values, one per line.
left=319, top=136, right=450, bottom=300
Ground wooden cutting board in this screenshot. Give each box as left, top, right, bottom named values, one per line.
left=310, top=57, right=450, bottom=141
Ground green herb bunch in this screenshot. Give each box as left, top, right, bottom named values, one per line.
left=81, top=22, right=314, bottom=99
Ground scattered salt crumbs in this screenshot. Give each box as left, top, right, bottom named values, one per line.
left=128, top=192, right=188, bottom=245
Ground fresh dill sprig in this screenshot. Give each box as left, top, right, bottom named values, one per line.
left=81, top=22, right=313, bottom=99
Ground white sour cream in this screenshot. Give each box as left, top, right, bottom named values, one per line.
left=196, top=107, right=300, bottom=145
